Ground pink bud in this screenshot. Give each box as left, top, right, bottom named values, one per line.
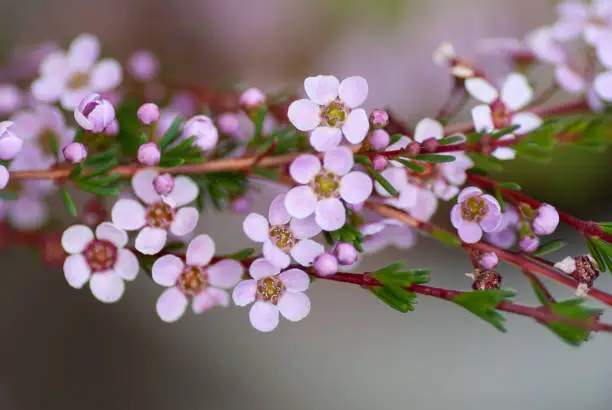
left=231, top=195, right=251, bottom=213
left=368, top=129, right=390, bottom=150
left=314, top=253, right=339, bottom=277
left=518, top=235, right=539, bottom=253
left=62, top=142, right=88, bottom=163
left=0, top=121, right=22, bottom=160
left=532, top=203, right=559, bottom=236
left=154, top=174, right=174, bottom=195
left=127, top=50, right=159, bottom=82
left=74, top=93, right=115, bottom=133
left=183, top=115, right=219, bottom=151
left=370, top=109, right=389, bottom=127
left=137, top=103, right=160, bottom=125
left=104, top=120, right=119, bottom=136
left=0, top=85, right=22, bottom=114
left=217, top=112, right=240, bottom=135
left=239, top=88, right=266, bottom=108
left=478, top=251, right=499, bottom=270
left=372, top=155, right=388, bottom=171
left=137, top=142, right=161, bottom=166
left=334, top=242, right=358, bottom=265
left=421, top=137, right=440, bottom=153
left=0, top=165, right=9, bottom=190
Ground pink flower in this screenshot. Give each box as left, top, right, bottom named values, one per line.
left=368, top=129, right=390, bottom=149
left=0, top=121, right=22, bottom=160
left=0, top=165, right=8, bottom=190
left=243, top=194, right=323, bottom=269
left=217, top=112, right=240, bottom=135
left=373, top=167, right=417, bottom=210
left=451, top=187, right=503, bottom=244
left=594, top=69, right=612, bottom=101
left=285, top=147, right=373, bottom=231
left=62, top=223, right=139, bottom=303
left=182, top=115, right=219, bottom=151
left=370, top=109, right=389, bottom=128
left=485, top=206, right=519, bottom=249
left=518, top=235, right=540, bottom=253
left=74, top=93, right=115, bottom=133
left=153, top=174, right=174, bottom=196
left=288, top=75, right=369, bottom=151
left=137, top=103, right=160, bottom=125
left=467, top=73, right=542, bottom=160
left=552, top=1, right=612, bottom=45
left=62, top=142, right=87, bottom=163
left=232, top=258, right=311, bottom=332
left=532, top=203, right=560, bottom=235
left=334, top=242, right=358, bottom=265
left=137, top=142, right=161, bottom=166
left=360, top=218, right=416, bottom=254
left=313, top=253, right=339, bottom=276
left=0, top=84, right=22, bottom=115
left=239, top=88, right=266, bottom=108
left=478, top=251, right=499, bottom=270
left=111, top=169, right=199, bottom=255
left=31, top=33, right=122, bottom=109
left=127, top=50, right=159, bottom=82
left=152, top=234, right=243, bottom=322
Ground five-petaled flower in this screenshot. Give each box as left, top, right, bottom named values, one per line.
left=111, top=169, right=199, bottom=255
left=288, top=75, right=370, bottom=152
left=62, top=222, right=139, bottom=303
left=285, top=146, right=372, bottom=231
left=232, top=258, right=311, bottom=332
left=243, top=194, right=324, bottom=269
left=451, top=187, right=503, bottom=243
left=152, top=234, right=244, bottom=322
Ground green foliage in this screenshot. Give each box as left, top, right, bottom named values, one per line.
left=0, top=191, right=18, bottom=200
left=367, top=167, right=398, bottom=196
left=453, top=289, right=516, bottom=332
left=545, top=299, right=603, bottom=346
left=600, top=222, right=612, bottom=235
left=115, top=101, right=143, bottom=156
left=160, top=135, right=204, bottom=167
left=533, top=240, right=565, bottom=256
left=590, top=238, right=612, bottom=273
left=393, top=157, right=426, bottom=173
left=69, top=149, right=122, bottom=197
left=158, top=115, right=183, bottom=150
left=250, top=106, right=268, bottom=146
left=253, top=167, right=278, bottom=180
left=429, top=228, right=462, bottom=247
left=354, top=154, right=371, bottom=165
left=228, top=248, right=255, bottom=261
left=413, top=154, right=455, bottom=163
left=61, top=188, right=77, bottom=217
left=468, top=153, right=503, bottom=173
left=389, top=134, right=403, bottom=145
left=330, top=223, right=364, bottom=252
left=497, top=181, right=521, bottom=191
left=438, top=135, right=464, bottom=145
left=192, top=171, right=249, bottom=212
left=490, top=124, right=521, bottom=140
left=370, top=262, right=430, bottom=313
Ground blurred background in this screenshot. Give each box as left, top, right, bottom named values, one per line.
left=1, top=0, right=612, bottom=409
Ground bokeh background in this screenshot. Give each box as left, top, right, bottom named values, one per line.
left=1, top=0, right=612, bottom=409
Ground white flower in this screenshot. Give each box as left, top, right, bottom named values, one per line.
left=62, top=223, right=139, bottom=303
left=288, top=75, right=369, bottom=151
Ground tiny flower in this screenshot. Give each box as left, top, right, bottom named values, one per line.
left=552, top=1, right=612, bottom=45
left=152, top=234, right=243, bottom=322
left=0, top=84, right=22, bottom=114
left=334, top=242, right=358, bottom=265
left=478, top=251, right=499, bottom=270
left=231, top=195, right=251, bottom=214
left=239, top=88, right=266, bottom=108
left=518, top=234, right=540, bottom=253
left=111, top=169, right=200, bottom=255
left=0, top=121, right=22, bottom=160
left=243, top=194, right=324, bottom=269
left=368, top=129, right=390, bottom=149
left=217, top=112, right=241, bottom=135
left=0, top=165, right=9, bottom=190
left=153, top=174, right=174, bottom=196
left=137, top=103, right=160, bottom=125
left=285, top=147, right=373, bottom=231
left=526, top=26, right=566, bottom=65
left=370, top=109, right=389, bottom=128
left=127, top=50, right=159, bottom=82
left=451, top=187, right=502, bottom=244
left=74, top=93, right=116, bottom=133
left=31, top=33, right=122, bottom=109
left=137, top=142, right=161, bottom=166
left=61, top=223, right=139, bottom=303
left=288, top=75, right=369, bottom=151
left=313, top=253, right=339, bottom=277
left=183, top=115, right=219, bottom=151
left=531, top=203, right=560, bottom=235
left=360, top=218, right=416, bottom=253
left=62, top=142, right=87, bottom=163
left=372, top=155, right=388, bottom=171
left=466, top=269, right=502, bottom=290
left=467, top=73, right=542, bottom=160
left=233, top=258, right=311, bottom=332
left=555, top=255, right=600, bottom=296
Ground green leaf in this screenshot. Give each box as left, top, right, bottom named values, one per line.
left=68, top=163, right=84, bottom=180
left=453, top=289, right=516, bottom=332
left=591, top=238, right=612, bottom=273
left=394, top=158, right=425, bottom=173
left=370, top=286, right=413, bottom=313
left=48, top=132, right=60, bottom=160
left=438, top=135, right=464, bottom=145
left=257, top=137, right=276, bottom=155
left=158, top=157, right=185, bottom=167
left=413, top=154, right=455, bottom=163
left=87, top=172, right=122, bottom=186
left=533, top=240, right=565, bottom=256
left=494, top=188, right=505, bottom=212
left=527, top=275, right=552, bottom=306
left=253, top=167, right=277, bottom=180
left=490, top=124, right=521, bottom=139
left=228, top=248, right=255, bottom=261
left=367, top=168, right=398, bottom=196
left=429, top=228, right=461, bottom=247
left=251, top=105, right=268, bottom=144
left=83, top=150, right=117, bottom=167
left=81, top=158, right=119, bottom=179
left=545, top=299, right=603, bottom=346
left=468, top=153, right=503, bottom=173
left=61, top=187, right=77, bottom=217
left=77, top=182, right=121, bottom=197
left=330, top=223, right=364, bottom=251
left=389, top=134, right=403, bottom=145
left=159, top=115, right=184, bottom=150
left=497, top=181, right=521, bottom=191
left=73, top=128, right=85, bottom=143
left=162, top=136, right=198, bottom=158
left=0, top=191, right=18, bottom=200
left=514, top=144, right=552, bottom=163
left=586, top=239, right=607, bottom=273
left=354, top=154, right=372, bottom=165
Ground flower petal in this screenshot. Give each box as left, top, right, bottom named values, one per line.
left=249, top=301, right=280, bottom=332
left=268, top=194, right=291, bottom=226
left=414, top=117, right=444, bottom=143
left=284, top=186, right=317, bottom=219
left=278, top=292, right=311, bottom=322
left=451, top=204, right=463, bottom=228
left=170, top=207, right=199, bottom=236
left=338, top=76, right=368, bottom=108
left=594, top=71, right=612, bottom=101
left=288, top=99, right=321, bottom=131
left=89, top=272, right=125, bottom=303
left=279, top=268, right=309, bottom=292
left=310, top=126, right=342, bottom=152
left=465, top=77, right=499, bottom=103
left=501, top=73, right=533, bottom=111
left=135, top=227, right=167, bottom=255
left=91, top=59, right=122, bottom=91
left=289, top=215, right=321, bottom=239
left=471, top=105, right=494, bottom=133
left=555, top=65, right=586, bottom=94
left=95, top=222, right=128, bottom=248
left=232, top=279, right=257, bottom=306
left=152, top=254, right=184, bottom=286
left=458, top=187, right=483, bottom=202
left=166, top=176, right=198, bottom=207
left=340, top=171, right=372, bottom=204
left=375, top=167, right=407, bottom=197
left=289, top=154, right=321, bottom=184
left=186, top=234, right=215, bottom=266
left=512, top=112, right=542, bottom=135
left=114, top=249, right=139, bottom=281
left=410, top=188, right=438, bottom=222
left=63, top=254, right=92, bottom=289
left=341, top=108, right=369, bottom=144
left=111, top=199, right=146, bottom=231
left=132, top=169, right=161, bottom=205
left=458, top=222, right=483, bottom=244
left=323, top=146, right=354, bottom=176
left=263, top=241, right=291, bottom=268
left=192, top=288, right=229, bottom=313
left=207, top=259, right=244, bottom=288
left=62, top=224, right=93, bottom=254
left=156, top=287, right=188, bottom=322
left=68, top=33, right=100, bottom=71
left=315, top=198, right=346, bottom=231
left=290, top=239, right=324, bottom=266
left=554, top=256, right=576, bottom=274
left=304, top=75, right=339, bottom=105
left=249, top=257, right=280, bottom=280
left=243, top=213, right=269, bottom=243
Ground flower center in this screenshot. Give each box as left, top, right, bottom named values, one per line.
left=310, top=170, right=340, bottom=199
left=256, top=276, right=285, bottom=304
left=145, top=202, right=175, bottom=229
left=490, top=99, right=511, bottom=129
left=67, top=71, right=91, bottom=90
left=84, top=239, right=117, bottom=272
left=321, top=100, right=349, bottom=127
left=460, top=196, right=488, bottom=222
left=268, top=225, right=296, bottom=252
left=178, top=265, right=208, bottom=296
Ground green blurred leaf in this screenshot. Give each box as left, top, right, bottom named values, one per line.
left=77, top=182, right=121, bottom=197
left=367, top=168, right=398, bottom=196
left=253, top=167, right=277, bottom=180
left=0, top=191, right=18, bottom=200
left=414, top=154, right=455, bottom=163
left=61, top=187, right=77, bottom=217
left=438, top=135, right=464, bottom=145
left=228, top=248, right=255, bottom=261
left=429, top=228, right=462, bottom=247
left=354, top=154, right=371, bottom=165
left=545, top=299, right=603, bottom=346
left=159, top=115, right=184, bottom=150
left=394, top=158, right=425, bottom=173
left=533, top=240, right=565, bottom=256
left=453, top=289, right=516, bottom=332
